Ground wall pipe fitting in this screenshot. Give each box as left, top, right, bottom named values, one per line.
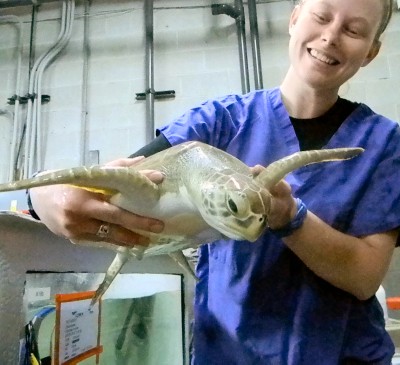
left=211, top=3, right=241, bottom=18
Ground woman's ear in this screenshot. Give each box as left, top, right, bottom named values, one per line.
left=361, top=40, right=381, bottom=67
left=289, top=5, right=301, bottom=35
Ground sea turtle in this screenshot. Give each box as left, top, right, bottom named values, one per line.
left=0, top=141, right=363, bottom=304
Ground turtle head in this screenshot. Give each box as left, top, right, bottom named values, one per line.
left=199, top=172, right=271, bottom=242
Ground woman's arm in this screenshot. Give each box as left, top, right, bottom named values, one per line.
left=29, top=134, right=172, bottom=247
left=268, top=180, right=397, bottom=300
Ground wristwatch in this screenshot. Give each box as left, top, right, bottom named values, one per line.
left=269, top=198, right=307, bottom=238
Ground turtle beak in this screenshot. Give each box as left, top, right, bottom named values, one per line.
left=218, top=214, right=267, bottom=242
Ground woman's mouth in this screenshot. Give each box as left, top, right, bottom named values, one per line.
left=308, top=48, right=340, bottom=65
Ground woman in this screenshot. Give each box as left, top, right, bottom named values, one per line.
left=30, top=0, right=399, bottom=363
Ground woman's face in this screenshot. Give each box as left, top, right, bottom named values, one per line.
left=288, top=0, right=383, bottom=90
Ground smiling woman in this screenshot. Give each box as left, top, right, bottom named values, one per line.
left=27, top=0, right=400, bottom=363
left=284, top=0, right=386, bottom=102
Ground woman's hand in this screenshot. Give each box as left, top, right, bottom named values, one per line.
left=29, top=157, right=165, bottom=247
left=250, top=165, right=297, bottom=229
left=249, top=165, right=397, bottom=300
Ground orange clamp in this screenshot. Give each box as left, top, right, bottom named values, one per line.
left=387, top=297, right=400, bottom=310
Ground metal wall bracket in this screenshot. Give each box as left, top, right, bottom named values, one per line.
left=7, top=94, right=51, bottom=105
left=135, top=90, right=175, bottom=101
left=211, top=3, right=241, bottom=19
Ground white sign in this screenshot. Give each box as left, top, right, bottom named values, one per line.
left=55, top=292, right=102, bottom=365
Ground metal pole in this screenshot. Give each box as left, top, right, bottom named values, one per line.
left=144, top=0, right=155, bottom=143
left=81, top=0, right=90, bottom=165
left=28, top=4, right=38, bottom=87
left=211, top=2, right=250, bottom=94
left=235, top=0, right=250, bottom=93
left=248, top=0, right=263, bottom=89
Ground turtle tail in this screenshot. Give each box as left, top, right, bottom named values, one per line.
left=255, top=147, right=364, bottom=190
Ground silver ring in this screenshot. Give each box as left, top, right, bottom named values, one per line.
left=96, top=223, right=110, bottom=239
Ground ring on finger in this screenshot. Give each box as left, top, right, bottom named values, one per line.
left=96, top=223, right=111, bottom=239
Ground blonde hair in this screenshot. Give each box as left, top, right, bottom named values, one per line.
left=297, top=0, right=393, bottom=40
left=376, top=0, right=393, bottom=39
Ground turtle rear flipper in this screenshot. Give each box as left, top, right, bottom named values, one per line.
left=169, top=251, right=197, bottom=280
left=90, top=247, right=131, bottom=307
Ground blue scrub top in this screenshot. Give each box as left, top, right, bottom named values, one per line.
left=159, top=87, right=400, bottom=364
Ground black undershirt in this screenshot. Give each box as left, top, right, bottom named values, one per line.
left=129, top=132, right=172, bottom=158
left=130, top=98, right=359, bottom=157
left=290, top=98, right=358, bottom=151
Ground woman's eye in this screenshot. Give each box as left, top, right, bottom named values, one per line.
left=313, top=13, right=326, bottom=22
left=345, top=26, right=366, bottom=38
left=347, top=27, right=358, bottom=35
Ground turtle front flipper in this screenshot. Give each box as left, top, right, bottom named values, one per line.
left=0, top=166, right=161, bottom=204
left=255, top=148, right=364, bottom=189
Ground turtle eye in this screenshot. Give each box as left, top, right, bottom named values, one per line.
left=226, top=192, right=249, bottom=217
left=227, top=198, right=238, bottom=214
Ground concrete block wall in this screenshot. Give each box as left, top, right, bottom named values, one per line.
left=0, top=0, right=400, bottom=307
left=1, top=1, right=399, bottom=169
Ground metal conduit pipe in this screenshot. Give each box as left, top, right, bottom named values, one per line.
left=248, top=0, right=264, bottom=89
left=80, top=0, right=90, bottom=166
left=212, top=1, right=250, bottom=94
left=33, top=4, right=70, bottom=173
left=28, top=4, right=38, bottom=79
left=33, top=0, right=75, bottom=174
left=24, top=0, right=75, bottom=177
left=0, top=15, right=23, bottom=181
left=15, top=4, right=38, bottom=179
left=144, top=0, right=155, bottom=143
left=24, top=0, right=68, bottom=177
left=235, top=0, right=250, bottom=93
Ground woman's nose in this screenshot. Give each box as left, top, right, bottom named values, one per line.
left=321, top=22, right=341, bottom=46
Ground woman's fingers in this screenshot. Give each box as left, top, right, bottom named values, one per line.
left=30, top=177, right=164, bottom=247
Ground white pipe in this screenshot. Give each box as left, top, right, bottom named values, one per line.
left=24, top=2, right=67, bottom=177
left=30, top=0, right=71, bottom=176
left=24, top=0, right=75, bottom=177
left=80, top=0, right=90, bottom=166
left=0, top=15, right=23, bottom=182
left=31, top=0, right=74, bottom=176
left=0, top=109, right=14, bottom=183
